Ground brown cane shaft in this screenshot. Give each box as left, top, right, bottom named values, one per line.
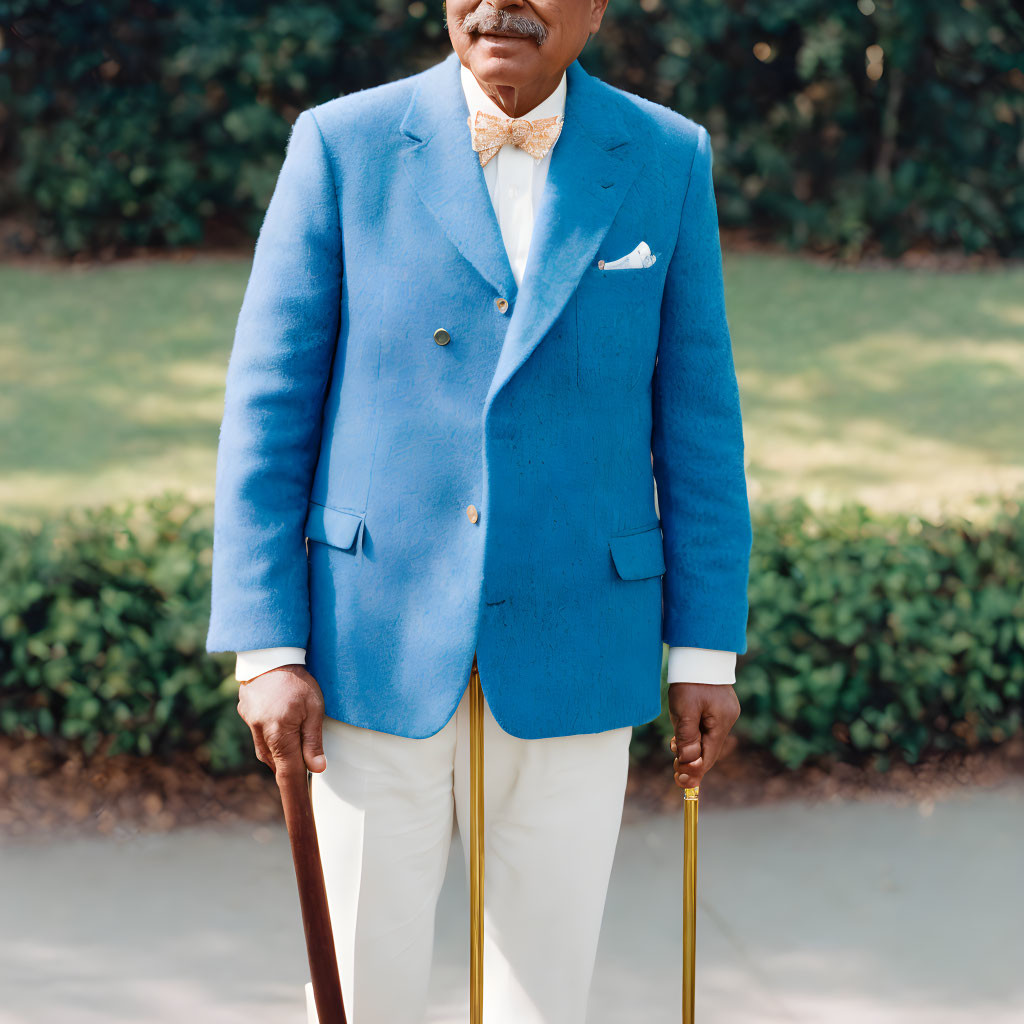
left=276, top=764, right=347, bottom=1024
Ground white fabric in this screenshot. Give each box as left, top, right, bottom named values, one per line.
left=234, top=64, right=736, bottom=688
left=668, top=645, right=736, bottom=685
left=234, top=646, right=305, bottom=681
left=305, top=679, right=632, bottom=1024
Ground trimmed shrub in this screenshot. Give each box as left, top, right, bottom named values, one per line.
left=2, top=493, right=1022, bottom=772
left=638, top=495, right=1024, bottom=768
left=0, top=497, right=244, bottom=771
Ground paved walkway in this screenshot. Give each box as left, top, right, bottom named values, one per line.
left=2, top=784, right=1022, bottom=1023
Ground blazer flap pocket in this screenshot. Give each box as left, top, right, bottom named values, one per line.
left=304, top=502, right=364, bottom=551
left=608, top=522, right=666, bottom=580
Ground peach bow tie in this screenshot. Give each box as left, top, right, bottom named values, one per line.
left=467, top=109, right=564, bottom=167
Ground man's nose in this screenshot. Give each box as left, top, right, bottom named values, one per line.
left=489, top=0, right=525, bottom=9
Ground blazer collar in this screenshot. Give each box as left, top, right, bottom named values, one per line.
left=487, top=54, right=642, bottom=408
left=399, top=51, right=643, bottom=408
left=399, top=52, right=517, bottom=300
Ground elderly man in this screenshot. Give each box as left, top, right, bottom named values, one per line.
left=206, top=0, right=752, bottom=1020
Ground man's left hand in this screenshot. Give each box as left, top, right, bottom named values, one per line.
left=668, top=683, right=741, bottom=789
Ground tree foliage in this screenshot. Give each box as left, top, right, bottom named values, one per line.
left=1, top=0, right=1021, bottom=257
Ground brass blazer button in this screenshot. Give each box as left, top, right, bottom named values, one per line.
left=495, top=297, right=509, bottom=314
left=466, top=504, right=479, bottom=523
left=433, top=327, right=451, bottom=346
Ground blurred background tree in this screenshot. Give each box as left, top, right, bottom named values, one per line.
left=1, top=0, right=1022, bottom=259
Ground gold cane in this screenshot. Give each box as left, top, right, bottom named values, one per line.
left=682, top=785, right=699, bottom=1024
left=469, top=652, right=485, bottom=1024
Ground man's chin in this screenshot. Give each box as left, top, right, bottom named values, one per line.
left=467, top=60, right=534, bottom=88
left=468, top=40, right=541, bottom=75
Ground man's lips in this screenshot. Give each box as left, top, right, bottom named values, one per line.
left=475, top=28, right=536, bottom=40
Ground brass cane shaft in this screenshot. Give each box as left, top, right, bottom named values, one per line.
left=682, top=786, right=699, bottom=1024
left=684, top=786, right=700, bottom=1024
left=469, top=653, right=485, bottom=1024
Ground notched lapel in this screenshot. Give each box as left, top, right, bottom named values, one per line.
left=487, top=60, right=644, bottom=409
left=398, top=54, right=517, bottom=301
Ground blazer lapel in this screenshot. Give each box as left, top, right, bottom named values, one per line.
left=399, top=53, right=517, bottom=301
left=485, top=58, right=644, bottom=410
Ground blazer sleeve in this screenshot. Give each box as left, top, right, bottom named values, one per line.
left=652, top=125, right=753, bottom=655
left=206, top=108, right=342, bottom=653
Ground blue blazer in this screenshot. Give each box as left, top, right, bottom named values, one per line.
left=206, top=51, right=753, bottom=739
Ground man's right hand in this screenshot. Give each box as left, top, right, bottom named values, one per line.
left=236, top=664, right=328, bottom=776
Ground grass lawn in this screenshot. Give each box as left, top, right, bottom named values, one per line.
left=2, top=252, right=1022, bottom=524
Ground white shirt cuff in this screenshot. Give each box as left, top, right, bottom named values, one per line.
left=667, top=646, right=736, bottom=685
left=235, top=647, right=307, bottom=682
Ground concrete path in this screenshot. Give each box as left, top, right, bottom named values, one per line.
left=2, top=784, right=1022, bottom=1023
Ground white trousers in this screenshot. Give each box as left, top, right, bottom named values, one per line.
left=305, top=674, right=632, bottom=1024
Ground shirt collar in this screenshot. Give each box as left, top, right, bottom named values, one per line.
left=459, top=61, right=567, bottom=123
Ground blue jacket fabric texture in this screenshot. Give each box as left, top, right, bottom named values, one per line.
left=206, top=51, right=753, bottom=739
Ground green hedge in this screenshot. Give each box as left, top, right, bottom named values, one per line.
left=643, top=495, right=1024, bottom=769
left=0, top=497, right=244, bottom=772
left=2, top=493, right=1022, bottom=773
left=2, top=0, right=1021, bottom=258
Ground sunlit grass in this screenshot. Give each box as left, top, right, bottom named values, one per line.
left=1, top=256, right=247, bottom=521
left=2, top=252, right=1022, bottom=524
left=725, top=253, right=1024, bottom=522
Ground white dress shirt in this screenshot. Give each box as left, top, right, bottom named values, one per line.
left=234, top=65, right=737, bottom=687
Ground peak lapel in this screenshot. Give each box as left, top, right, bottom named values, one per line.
left=485, top=59, right=644, bottom=410
left=399, top=53, right=517, bottom=301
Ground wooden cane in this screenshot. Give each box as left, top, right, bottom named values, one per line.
left=682, top=785, right=699, bottom=1024
left=469, top=652, right=485, bottom=1024
left=275, top=760, right=347, bottom=1024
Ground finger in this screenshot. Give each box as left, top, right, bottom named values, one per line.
left=674, top=755, right=703, bottom=789
left=302, top=713, right=327, bottom=773
left=698, top=713, right=730, bottom=776
left=264, top=723, right=304, bottom=777
left=674, top=712, right=703, bottom=767
left=251, top=724, right=274, bottom=770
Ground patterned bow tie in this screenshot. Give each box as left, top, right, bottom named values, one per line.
left=467, top=109, right=564, bottom=167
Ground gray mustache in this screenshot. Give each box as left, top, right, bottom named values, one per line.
left=459, top=4, right=548, bottom=45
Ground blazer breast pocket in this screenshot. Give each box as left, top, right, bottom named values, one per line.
left=575, top=258, right=663, bottom=395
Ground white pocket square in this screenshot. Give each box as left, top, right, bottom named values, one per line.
left=598, top=240, right=656, bottom=271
